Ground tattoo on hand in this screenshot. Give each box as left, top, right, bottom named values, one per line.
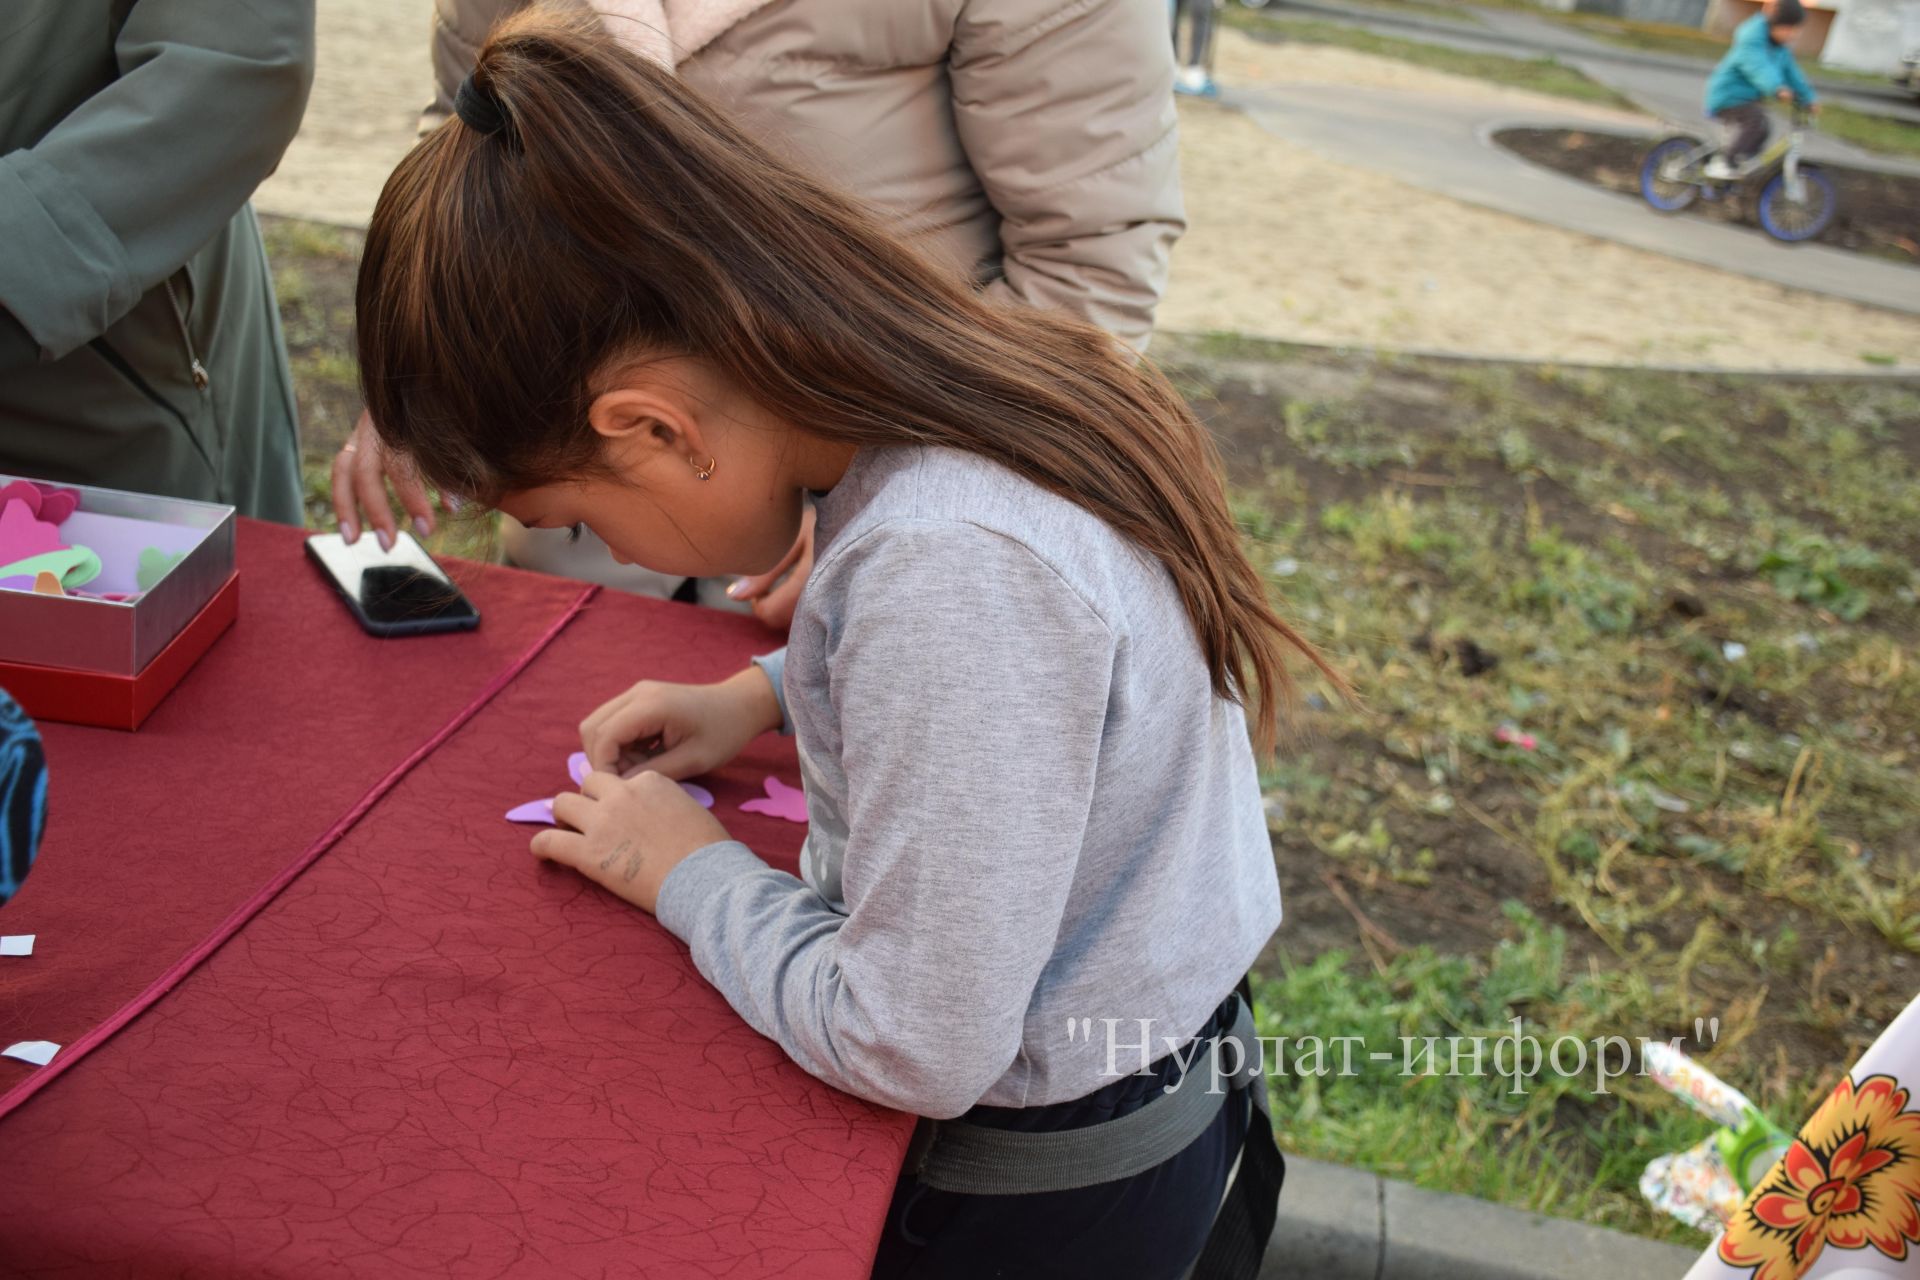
left=599, top=840, right=630, bottom=873
left=622, top=848, right=645, bottom=882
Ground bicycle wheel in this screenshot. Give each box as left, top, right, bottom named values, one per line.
left=1640, top=136, right=1704, bottom=212
left=1757, top=165, right=1837, bottom=243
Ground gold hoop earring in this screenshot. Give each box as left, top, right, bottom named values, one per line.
left=692, top=455, right=716, bottom=482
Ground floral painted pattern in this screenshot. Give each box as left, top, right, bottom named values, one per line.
left=1717, top=1073, right=1920, bottom=1280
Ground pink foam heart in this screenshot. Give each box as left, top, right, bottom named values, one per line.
left=0, top=482, right=42, bottom=520
left=739, top=776, right=808, bottom=824
left=32, top=485, right=80, bottom=524
left=0, top=498, right=67, bottom=571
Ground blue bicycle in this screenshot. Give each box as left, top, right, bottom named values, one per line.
left=1639, top=108, right=1837, bottom=244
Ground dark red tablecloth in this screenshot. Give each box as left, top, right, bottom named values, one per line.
left=0, top=520, right=912, bottom=1278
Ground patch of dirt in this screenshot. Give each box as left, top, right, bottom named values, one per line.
left=1494, top=125, right=1920, bottom=266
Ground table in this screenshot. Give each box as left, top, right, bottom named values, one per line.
left=0, top=520, right=911, bottom=1278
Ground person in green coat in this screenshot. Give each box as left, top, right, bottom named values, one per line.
left=0, top=0, right=316, bottom=524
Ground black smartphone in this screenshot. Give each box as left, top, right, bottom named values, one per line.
left=304, top=530, right=480, bottom=637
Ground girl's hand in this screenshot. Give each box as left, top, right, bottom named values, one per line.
left=578, top=667, right=781, bottom=777
left=330, top=409, right=441, bottom=549
left=535, top=771, right=728, bottom=914
left=726, top=507, right=815, bottom=630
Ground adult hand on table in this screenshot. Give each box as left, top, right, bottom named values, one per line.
left=330, top=408, right=441, bottom=550
left=537, top=772, right=728, bottom=914
left=578, top=667, right=782, bottom=778
left=725, top=507, right=815, bottom=630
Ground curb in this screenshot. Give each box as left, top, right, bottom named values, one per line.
left=1265, top=1156, right=1702, bottom=1279
left=1155, top=330, right=1920, bottom=380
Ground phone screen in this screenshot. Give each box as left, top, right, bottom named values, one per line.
left=305, top=531, right=479, bottom=633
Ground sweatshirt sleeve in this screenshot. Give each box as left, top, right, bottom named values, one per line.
left=1781, top=49, right=1815, bottom=104
left=0, top=0, right=315, bottom=362
left=655, top=519, right=1114, bottom=1117
left=949, top=0, right=1185, bottom=354
left=748, top=647, right=793, bottom=736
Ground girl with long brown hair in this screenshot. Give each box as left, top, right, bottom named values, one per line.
left=358, top=11, right=1334, bottom=1276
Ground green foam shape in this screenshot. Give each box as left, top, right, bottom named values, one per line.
left=137, top=547, right=188, bottom=592
left=0, top=545, right=102, bottom=589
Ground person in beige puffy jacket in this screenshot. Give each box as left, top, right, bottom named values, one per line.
left=333, top=0, right=1185, bottom=619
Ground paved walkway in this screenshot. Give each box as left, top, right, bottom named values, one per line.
left=1225, top=78, right=1920, bottom=315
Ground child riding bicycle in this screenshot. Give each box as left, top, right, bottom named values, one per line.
left=1703, top=0, right=1820, bottom=179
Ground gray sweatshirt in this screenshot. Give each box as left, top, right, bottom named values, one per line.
left=655, top=446, right=1281, bottom=1119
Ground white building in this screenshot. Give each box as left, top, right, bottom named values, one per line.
left=1820, top=0, right=1920, bottom=74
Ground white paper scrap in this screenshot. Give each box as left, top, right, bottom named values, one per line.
left=0, top=935, right=35, bottom=956
left=2, top=1041, right=59, bottom=1067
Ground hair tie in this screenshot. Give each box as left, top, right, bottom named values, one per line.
left=454, top=73, right=507, bottom=137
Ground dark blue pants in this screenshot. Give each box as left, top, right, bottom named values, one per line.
left=870, top=992, right=1253, bottom=1280
left=1715, top=102, right=1770, bottom=164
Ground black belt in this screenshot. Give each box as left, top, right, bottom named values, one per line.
left=902, top=977, right=1283, bottom=1279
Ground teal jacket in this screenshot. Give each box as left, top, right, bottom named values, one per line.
left=0, top=0, right=315, bottom=523
left=1705, top=14, right=1816, bottom=116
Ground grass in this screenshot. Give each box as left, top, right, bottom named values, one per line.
left=1162, top=330, right=1920, bottom=1243
left=263, top=217, right=1920, bottom=1244
left=1822, top=103, right=1920, bottom=161
left=1225, top=8, right=1638, bottom=108
left=1352, top=0, right=1736, bottom=59
left=1296, top=0, right=1489, bottom=23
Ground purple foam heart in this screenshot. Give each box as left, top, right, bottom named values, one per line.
left=504, top=781, right=714, bottom=827
left=504, top=799, right=556, bottom=825
left=568, top=751, right=590, bottom=786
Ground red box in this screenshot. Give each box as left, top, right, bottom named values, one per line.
left=0, top=572, right=239, bottom=730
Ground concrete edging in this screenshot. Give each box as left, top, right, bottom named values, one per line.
left=1264, top=1156, right=1701, bottom=1279
left=1156, top=329, right=1920, bottom=379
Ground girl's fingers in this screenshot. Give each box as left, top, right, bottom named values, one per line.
left=750, top=562, right=808, bottom=629
left=620, top=741, right=701, bottom=782
left=329, top=444, right=362, bottom=544
left=726, top=568, right=777, bottom=602
left=551, top=790, right=594, bottom=830
left=388, top=453, right=437, bottom=540
left=352, top=439, right=400, bottom=552
left=585, top=702, right=671, bottom=772
left=728, top=510, right=815, bottom=602
left=580, top=770, right=622, bottom=800
left=577, top=694, right=622, bottom=758
left=530, top=827, right=586, bottom=865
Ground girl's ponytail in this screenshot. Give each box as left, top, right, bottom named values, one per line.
left=358, top=8, right=1344, bottom=756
